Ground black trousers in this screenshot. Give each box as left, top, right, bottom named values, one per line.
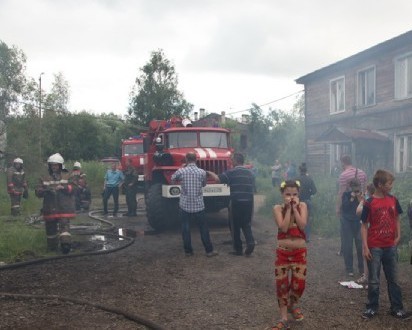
left=229, top=200, right=255, bottom=253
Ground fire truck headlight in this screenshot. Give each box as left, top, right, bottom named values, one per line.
left=169, top=187, right=181, bottom=196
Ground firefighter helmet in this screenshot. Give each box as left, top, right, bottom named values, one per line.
left=47, top=153, right=64, bottom=164
left=13, top=158, right=23, bottom=164
left=73, top=161, right=81, bottom=169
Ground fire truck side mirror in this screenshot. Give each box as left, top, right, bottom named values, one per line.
left=155, top=134, right=164, bottom=151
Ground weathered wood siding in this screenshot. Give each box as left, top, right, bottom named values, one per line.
left=300, top=35, right=412, bottom=174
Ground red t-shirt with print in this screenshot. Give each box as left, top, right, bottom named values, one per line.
left=360, top=194, right=403, bottom=248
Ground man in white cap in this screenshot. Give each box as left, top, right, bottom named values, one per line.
left=6, top=157, right=28, bottom=216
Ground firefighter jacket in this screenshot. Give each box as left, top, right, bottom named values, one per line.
left=7, top=165, right=28, bottom=195
left=69, top=169, right=88, bottom=188
left=35, top=171, right=75, bottom=220
left=123, top=165, right=139, bottom=187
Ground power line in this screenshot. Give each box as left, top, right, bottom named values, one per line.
left=224, top=90, right=304, bottom=116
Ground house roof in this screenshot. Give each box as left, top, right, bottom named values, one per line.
left=315, top=126, right=390, bottom=143
left=296, top=30, right=412, bottom=84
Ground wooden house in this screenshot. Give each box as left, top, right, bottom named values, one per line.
left=296, top=30, right=412, bottom=175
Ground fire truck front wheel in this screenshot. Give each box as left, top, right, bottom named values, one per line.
left=146, top=183, right=177, bottom=231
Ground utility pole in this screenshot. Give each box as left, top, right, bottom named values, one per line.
left=39, top=72, right=44, bottom=159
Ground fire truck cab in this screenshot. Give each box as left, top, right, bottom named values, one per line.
left=144, top=117, right=233, bottom=231
left=120, top=135, right=145, bottom=187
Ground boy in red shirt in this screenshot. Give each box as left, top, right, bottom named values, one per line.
left=360, top=169, right=410, bottom=319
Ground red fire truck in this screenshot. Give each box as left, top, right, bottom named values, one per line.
left=120, top=135, right=145, bottom=188
left=143, top=117, right=233, bottom=231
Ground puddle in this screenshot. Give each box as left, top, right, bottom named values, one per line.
left=118, top=228, right=137, bottom=238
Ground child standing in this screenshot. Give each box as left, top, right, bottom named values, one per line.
left=355, top=183, right=375, bottom=285
left=272, top=180, right=308, bottom=329
left=360, top=170, right=410, bottom=319
left=341, top=179, right=363, bottom=277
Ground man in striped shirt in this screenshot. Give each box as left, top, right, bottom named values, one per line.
left=208, top=152, right=255, bottom=256
left=171, top=152, right=217, bottom=257
left=336, top=154, right=367, bottom=256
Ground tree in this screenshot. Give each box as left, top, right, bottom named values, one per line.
left=128, top=49, right=193, bottom=126
left=43, top=72, right=70, bottom=115
left=0, top=40, right=27, bottom=119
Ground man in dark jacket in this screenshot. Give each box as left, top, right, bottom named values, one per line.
left=123, top=158, right=139, bottom=216
left=296, top=163, right=317, bottom=242
left=208, top=152, right=255, bottom=256
left=35, top=153, right=75, bottom=254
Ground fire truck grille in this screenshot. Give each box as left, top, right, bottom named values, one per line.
left=197, top=160, right=228, bottom=174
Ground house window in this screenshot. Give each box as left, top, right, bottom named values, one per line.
left=330, top=77, right=345, bottom=113
left=395, top=135, right=412, bottom=172
left=395, top=53, right=412, bottom=99
left=330, top=143, right=350, bottom=173
left=357, top=66, right=376, bottom=107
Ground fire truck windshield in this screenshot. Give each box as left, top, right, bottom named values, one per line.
left=200, top=132, right=228, bottom=148
left=167, top=131, right=228, bottom=149
left=167, top=132, right=197, bottom=148
left=124, top=143, right=144, bottom=155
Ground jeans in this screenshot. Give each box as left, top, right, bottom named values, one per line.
left=366, top=246, right=403, bottom=312
left=103, top=186, right=119, bottom=215
left=342, top=219, right=363, bottom=273
left=229, top=200, right=255, bottom=253
left=180, top=208, right=213, bottom=254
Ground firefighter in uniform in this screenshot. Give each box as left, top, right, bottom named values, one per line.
left=35, top=153, right=75, bottom=254
left=123, top=158, right=139, bottom=216
left=70, top=161, right=91, bottom=212
left=7, top=158, right=28, bottom=216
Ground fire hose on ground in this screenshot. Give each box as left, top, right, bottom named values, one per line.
left=0, top=204, right=167, bottom=330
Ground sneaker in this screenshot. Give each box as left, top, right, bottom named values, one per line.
left=206, top=251, right=218, bottom=257
left=356, top=274, right=368, bottom=284
left=244, top=245, right=254, bottom=256
left=185, top=252, right=194, bottom=257
left=347, top=272, right=354, bottom=277
left=390, top=310, right=412, bottom=319
left=362, top=309, right=377, bottom=319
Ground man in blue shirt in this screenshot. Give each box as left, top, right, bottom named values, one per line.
left=103, top=162, right=124, bottom=217
left=208, top=152, right=255, bottom=256
left=171, top=152, right=218, bottom=257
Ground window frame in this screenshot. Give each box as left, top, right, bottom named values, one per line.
left=394, top=134, right=412, bottom=172
left=329, top=76, right=345, bottom=114
left=357, top=65, right=376, bottom=108
left=394, top=52, right=412, bottom=100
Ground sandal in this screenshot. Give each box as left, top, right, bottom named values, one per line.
left=272, top=319, right=290, bottom=330
left=288, top=306, right=304, bottom=321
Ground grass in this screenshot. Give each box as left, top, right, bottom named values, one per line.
left=0, top=216, right=46, bottom=263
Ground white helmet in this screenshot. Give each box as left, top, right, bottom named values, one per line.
left=13, top=158, right=23, bottom=164
left=47, top=153, right=64, bottom=164
left=73, top=161, right=81, bottom=168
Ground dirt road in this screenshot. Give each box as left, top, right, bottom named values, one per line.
left=1, top=195, right=412, bottom=329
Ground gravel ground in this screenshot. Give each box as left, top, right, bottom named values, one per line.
left=1, top=195, right=412, bottom=329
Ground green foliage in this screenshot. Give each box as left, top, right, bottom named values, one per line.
left=0, top=40, right=27, bottom=119
left=128, top=49, right=193, bottom=126
left=43, top=72, right=70, bottom=114
left=244, top=94, right=305, bottom=166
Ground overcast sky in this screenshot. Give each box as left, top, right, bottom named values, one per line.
left=1, top=0, right=412, bottom=118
